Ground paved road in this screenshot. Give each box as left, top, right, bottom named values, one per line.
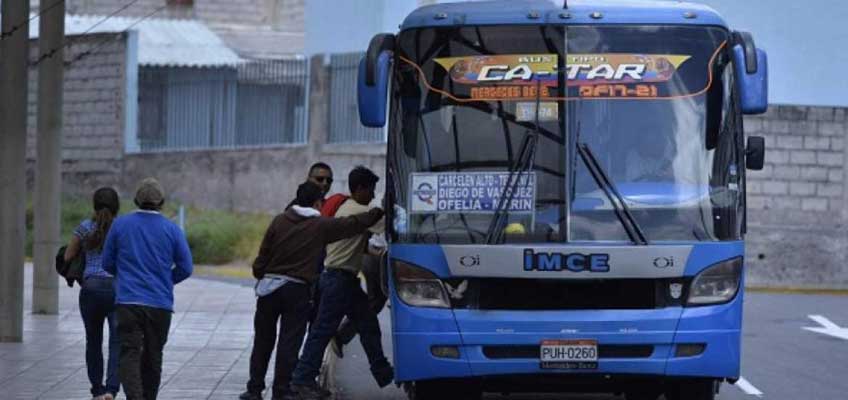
left=334, top=291, right=848, bottom=400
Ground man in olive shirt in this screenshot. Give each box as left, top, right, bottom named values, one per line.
left=240, top=181, right=383, bottom=400
left=291, top=166, right=392, bottom=399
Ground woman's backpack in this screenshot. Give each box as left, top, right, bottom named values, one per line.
left=55, top=246, right=85, bottom=287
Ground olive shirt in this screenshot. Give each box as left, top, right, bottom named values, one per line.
left=323, top=199, right=385, bottom=274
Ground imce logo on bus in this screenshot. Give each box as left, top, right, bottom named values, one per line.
left=523, top=249, right=610, bottom=272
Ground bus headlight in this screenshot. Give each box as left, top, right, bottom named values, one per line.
left=687, top=257, right=743, bottom=306
left=393, top=260, right=450, bottom=308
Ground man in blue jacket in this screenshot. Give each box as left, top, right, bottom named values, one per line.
left=103, top=178, right=193, bottom=400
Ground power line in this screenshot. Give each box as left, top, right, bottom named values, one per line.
left=28, top=0, right=150, bottom=67
left=0, top=0, right=65, bottom=40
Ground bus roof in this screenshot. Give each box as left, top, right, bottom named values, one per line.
left=401, top=0, right=728, bottom=30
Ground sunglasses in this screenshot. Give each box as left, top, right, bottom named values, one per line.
left=313, top=176, right=333, bottom=184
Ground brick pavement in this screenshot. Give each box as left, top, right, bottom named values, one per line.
left=0, top=265, right=264, bottom=400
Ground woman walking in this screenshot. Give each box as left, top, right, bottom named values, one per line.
left=64, top=187, right=122, bottom=400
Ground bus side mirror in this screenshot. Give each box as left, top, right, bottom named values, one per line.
left=358, top=33, right=395, bottom=128
left=732, top=31, right=768, bottom=115
left=746, top=136, right=765, bottom=170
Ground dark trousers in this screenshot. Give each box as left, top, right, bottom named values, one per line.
left=306, top=252, right=326, bottom=331
left=336, top=255, right=388, bottom=345
left=246, top=282, right=311, bottom=397
left=79, top=277, right=120, bottom=396
left=292, top=269, right=389, bottom=385
left=116, top=304, right=172, bottom=400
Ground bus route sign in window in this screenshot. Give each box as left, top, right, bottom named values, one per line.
left=410, top=172, right=537, bottom=214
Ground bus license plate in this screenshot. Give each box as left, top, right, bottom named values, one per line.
left=540, top=339, right=598, bottom=369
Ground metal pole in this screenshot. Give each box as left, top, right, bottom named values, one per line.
left=0, top=0, right=32, bottom=342
left=179, top=205, right=185, bottom=231
left=33, top=0, right=66, bottom=314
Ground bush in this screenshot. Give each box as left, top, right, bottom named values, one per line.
left=179, top=208, right=269, bottom=265
left=26, top=196, right=270, bottom=265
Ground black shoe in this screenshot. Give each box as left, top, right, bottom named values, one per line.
left=372, top=362, right=395, bottom=388
left=290, top=383, right=331, bottom=399
left=239, top=391, right=263, bottom=400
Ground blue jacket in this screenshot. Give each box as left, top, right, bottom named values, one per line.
left=102, top=210, right=193, bottom=311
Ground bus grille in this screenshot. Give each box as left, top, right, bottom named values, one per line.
left=445, top=278, right=680, bottom=310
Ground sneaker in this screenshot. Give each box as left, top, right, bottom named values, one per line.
left=290, top=383, right=332, bottom=399
left=372, top=363, right=395, bottom=388
left=239, top=391, right=263, bottom=400
left=329, top=337, right=344, bottom=359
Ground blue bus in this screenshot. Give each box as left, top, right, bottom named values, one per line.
left=357, top=1, right=768, bottom=399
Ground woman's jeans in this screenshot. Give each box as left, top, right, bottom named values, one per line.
left=79, top=276, right=120, bottom=396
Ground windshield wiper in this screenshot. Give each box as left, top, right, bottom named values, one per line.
left=485, top=82, right=543, bottom=244
left=576, top=139, right=649, bottom=245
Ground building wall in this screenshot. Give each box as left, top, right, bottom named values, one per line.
left=121, top=144, right=386, bottom=213
left=25, top=32, right=130, bottom=194
left=744, top=106, right=848, bottom=288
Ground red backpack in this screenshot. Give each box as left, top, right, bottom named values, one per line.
left=321, top=193, right=349, bottom=217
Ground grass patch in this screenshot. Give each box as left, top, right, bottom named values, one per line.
left=184, top=209, right=269, bottom=265
left=26, top=196, right=270, bottom=266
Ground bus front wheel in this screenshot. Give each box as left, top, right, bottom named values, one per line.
left=665, top=379, right=718, bottom=400
left=405, top=379, right=483, bottom=400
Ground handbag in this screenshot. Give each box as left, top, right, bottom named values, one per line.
left=55, top=245, right=85, bottom=287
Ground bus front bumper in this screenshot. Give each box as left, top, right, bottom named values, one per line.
left=391, top=295, right=742, bottom=383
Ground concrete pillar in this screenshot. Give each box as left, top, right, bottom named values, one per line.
left=308, top=54, right=330, bottom=153
left=33, top=0, right=66, bottom=314
left=0, top=0, right=31, bottom=342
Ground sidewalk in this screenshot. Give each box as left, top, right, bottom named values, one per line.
left=0, top=265, right=260, bottom=399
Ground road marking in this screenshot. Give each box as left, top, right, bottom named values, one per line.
left=803, top=314, right=848, bottom=341
left=734, top=376, right=764, bottom=397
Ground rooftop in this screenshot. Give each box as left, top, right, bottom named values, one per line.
left=27, top=14, right=244, bottom=67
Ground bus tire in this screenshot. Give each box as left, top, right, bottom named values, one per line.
left=406, top=379, right=482, bottom=400
left=665, top=379, right=718, bottom=400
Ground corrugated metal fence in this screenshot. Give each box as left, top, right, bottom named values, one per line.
left=328, top=52, right=385, bottom=143
left=237, top=60, right=310, bottom=146
left=137, top=58, right=309, bottom=152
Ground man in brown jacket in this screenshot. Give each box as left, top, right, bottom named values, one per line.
left=240, top=181, right=384, bottom=400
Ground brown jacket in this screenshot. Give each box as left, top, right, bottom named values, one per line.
left=251, top=207, right=384, bottom=283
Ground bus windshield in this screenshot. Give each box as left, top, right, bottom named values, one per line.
left=389, top=25, right=743, bottom=244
